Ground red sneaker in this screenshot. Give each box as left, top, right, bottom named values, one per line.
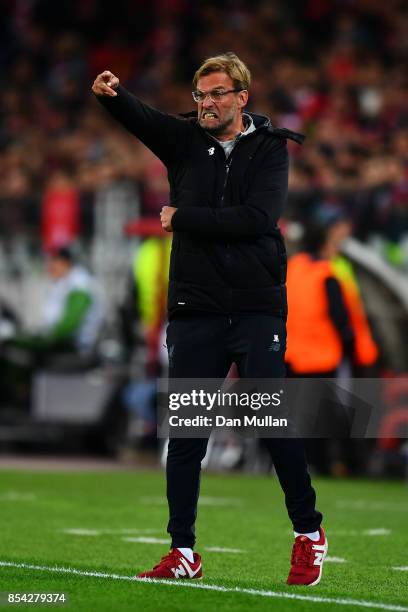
left=137, top=548, right=202, bottom=580
left=287, top=527, right=328, bottom=586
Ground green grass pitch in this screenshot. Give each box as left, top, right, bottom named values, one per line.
left=0, top=469, right=407, bottom=611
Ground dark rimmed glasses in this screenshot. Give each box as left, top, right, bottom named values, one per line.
left=192, top=88, right=243, bottom=103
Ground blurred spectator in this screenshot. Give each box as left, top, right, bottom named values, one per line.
left=42, top=171, right=80, bottom=251
left=132, top=234, right=171, bottom=374
left=41, top=246, right=104, bottom=353
left=4, top=246, right=104, bottom=356
left=285, top=206, right=378, bottom=475
left=286, top=206, right=378, bottom=376
left=286, top=209, right=357, bottom=378
left=0, top=246, right=104, bottom=408
left=120, top=228, right=171, bottom=448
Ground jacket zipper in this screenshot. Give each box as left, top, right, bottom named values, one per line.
left=219, top=149, right=236, bottom=315
left=211, top=135, right=255, bottom=317
left=222, top=159, right=232, bottom=259
left=220, top=158, right=232, bottom=206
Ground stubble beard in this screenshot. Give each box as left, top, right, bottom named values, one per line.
left=202, top=114, right=234, bottom=137
left=200, top=106, right=236, bottom=137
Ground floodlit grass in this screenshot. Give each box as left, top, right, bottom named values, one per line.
left=0, top=469, right=407, bottom=611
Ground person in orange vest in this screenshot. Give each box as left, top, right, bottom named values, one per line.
left=286, top=206, right=378, bottom=377
left=331, top=255, right=378, bottom=375
left=285, top=205, right=378, bottom=474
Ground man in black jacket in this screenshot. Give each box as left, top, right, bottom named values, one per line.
left=93, top=52, right=327, bottom=586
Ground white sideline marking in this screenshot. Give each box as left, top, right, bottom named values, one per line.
left=326, top=557, right=347, bottom=563
left=392, top=567, right=408, bottom=571
left=139, top=496, right=243, bottom=507
left=0, top=491, right=37, bottom=502
left=0, top=560, right=407, bottom=611
left=124, top=537, right=169, bottom=545
left=198, top=496, right=244, bottom=506
left=107, top=529, right=160, bottom=534
left=205, top=547, right=244, bottom=554
left=62, top=528, right=160, bottom=537
left=123, top=538, right=245, bottom=553
left=364, top=529, right=391, bottom=536
left=336, top=501, right=408, bottom=512
left=63, top=529, right=100, bottom=536
left=287, top=529, right=391, bottom=537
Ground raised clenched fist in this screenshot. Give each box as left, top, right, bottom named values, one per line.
left=92, top=71, right=120, bottom=97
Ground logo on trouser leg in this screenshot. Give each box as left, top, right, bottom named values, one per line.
left=268, top=334, right=280, bottom=352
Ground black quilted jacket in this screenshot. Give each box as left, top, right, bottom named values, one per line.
left=97, top=85, right=304, bottom=320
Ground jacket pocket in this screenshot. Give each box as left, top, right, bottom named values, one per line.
left=251, top=238, right=280, bottom=285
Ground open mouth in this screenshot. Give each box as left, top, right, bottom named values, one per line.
left=202, top=112, right=218, bottom=120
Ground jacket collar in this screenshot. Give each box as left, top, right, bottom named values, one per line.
left=179, top=109, right=269, bottom=127
left=179, top=110, right=305, bottom=144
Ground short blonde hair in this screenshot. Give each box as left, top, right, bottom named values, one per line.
left=193, top=52, right=251, bottom=91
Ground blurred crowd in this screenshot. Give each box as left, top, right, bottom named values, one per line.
left=1, top=0, right=408, bottom=264
left=1, top=1, right=408, bottom=471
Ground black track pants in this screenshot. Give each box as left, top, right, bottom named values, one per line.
left=165, top=315, right=323, bottom=548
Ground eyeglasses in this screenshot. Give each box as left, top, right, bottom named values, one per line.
left=192, top=88, right=243, bottom=103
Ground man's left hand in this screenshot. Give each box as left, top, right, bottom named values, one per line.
left=160, top=206, right=177, bottom=232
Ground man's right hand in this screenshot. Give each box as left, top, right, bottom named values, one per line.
left=92, top=71, right=120, bottom=97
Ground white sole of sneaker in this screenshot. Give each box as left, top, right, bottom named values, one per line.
left=308, top=536, right=328, bottom=587
left=137, top=575, right=203, bottom=581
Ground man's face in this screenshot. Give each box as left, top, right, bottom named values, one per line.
left=47, top=257, right=71, bottom=280
left=196, top=72, right=248, bottom=138
left=326, top=220, right=352, bottom=255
